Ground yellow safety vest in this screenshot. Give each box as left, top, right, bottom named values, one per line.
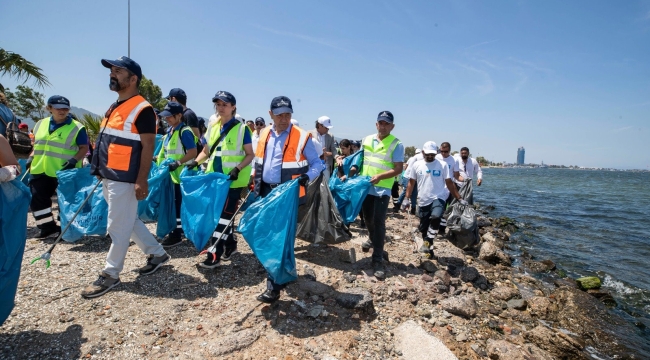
left=156, top=125, right=196, bottom=184
left=206, top=120, right=252, bottom=188
left=360, top=134, right=400, bottom=190
left=31, top=117, right=83, bottom=177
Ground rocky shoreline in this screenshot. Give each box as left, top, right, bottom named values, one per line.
left=1, top=202, right=649, bottom=359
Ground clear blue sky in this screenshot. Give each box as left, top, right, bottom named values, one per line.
left=2, top=0, right=649, bottom=169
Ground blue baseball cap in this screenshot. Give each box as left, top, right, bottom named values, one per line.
left=377, top=110, right=394, bottom=123
left=166, top=88, right=187, bottom=103
left=255, top=117, right=265, bottom=124
left=270, top=96, right=293, bottom=115
left=101, top=56, right=142, bottom=80
left=212, top=91, right=236, bottom=105
left=158, top=101, right=184, bottom=117
left=47, top=95, right=70, bottom=109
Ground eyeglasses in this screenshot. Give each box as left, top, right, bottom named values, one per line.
left=255, top=122, right=265, bottom=126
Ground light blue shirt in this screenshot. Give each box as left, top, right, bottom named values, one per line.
left=262, top=124, right=322, bottom=184
left=366, top=135, right=405, bottom=198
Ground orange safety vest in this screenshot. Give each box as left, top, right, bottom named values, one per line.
left=91, top=95, right=151, bottom=183
left=253, top=124, right=311, bottom=203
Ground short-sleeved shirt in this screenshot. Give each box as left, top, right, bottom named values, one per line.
left=404, top=153, right=424, bottom=179
left=0, top=103, right=16, bottom=137
left=47, top=116, right=89, bottom=146
left=367, top=135, right=405, bottom=197
left=435, top=154, right=457, bottom=174
left=212, top=117, right=252, bottom=174
left=182, top=108, right=199, bottom=129
left=407, top=159, right=450, bottom=206
left=163, top=122, right=197, bottom=155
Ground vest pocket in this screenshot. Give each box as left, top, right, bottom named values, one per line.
left=107, top=143, right=132, bottom=171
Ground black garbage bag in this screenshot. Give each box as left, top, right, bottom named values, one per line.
left=444, top=180, right=478, bottom=250
left=297, top=173, right=351, bottom=244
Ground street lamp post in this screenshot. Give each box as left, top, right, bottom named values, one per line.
left=128, top=0, right=131, bottom=57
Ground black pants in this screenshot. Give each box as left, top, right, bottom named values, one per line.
left=170, top=183, right=183, bottom=237
left=209, top=187, right=244, bottom=258
left=361, top=194, right=391, bottom=262
left=29, top=175, right=58, bottom=229
left=391, top=181, right=400, bottom=199
left=418, top=199, right=446, bottom=242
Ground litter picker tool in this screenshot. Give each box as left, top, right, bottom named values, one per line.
left=200, top=189, right=254, bottom=262
left=19, top=169, right=30, bottom=182
left=30, top=180, right=102, bottom=268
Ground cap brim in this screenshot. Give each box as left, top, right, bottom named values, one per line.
left=50, top=104, right=70, bottom=109
left=423, top=150, right=437, bottom=155
left=212, top=96, right=234, bottom=104
left=101, top=59, right=124, bottom=69
left=377, top=117, right=393, bottom=123
left=272, top=107, right=293, bottom=115
left=158, top=110, right=174, bottom=117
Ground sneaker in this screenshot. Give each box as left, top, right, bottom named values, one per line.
left=81, top=273, right=121, bottom=299
left=419, top=240, right=431, bottom=254
left=256, top=290, right=280, bottom=303
left=198, top=253, right=221, bottom=269
left=138, top=253, right=171, bottom=275
left=222, top=247, right=238, bottom=261
left=361, top=240, right=372, bottom=253
left=37, top=224, right=61, bottom=239
left=372, top=262, right=386, bottom=280
left=161, top=235, right=183, bottom=248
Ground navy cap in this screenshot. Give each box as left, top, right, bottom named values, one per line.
left=166, top=88, right=187, bottom=102
left=377, top=110, right=394, bottom=123
left=255, top=117, right=265, bottom=124
left=101, top=56, right=142, bottom=80
left=212, top=91, right=236, bottom=105
left=270, top=96, right=293, bottom=115
left=158, top=101, right=184, bottom=117
left=47, top=95, right=71, bottom=109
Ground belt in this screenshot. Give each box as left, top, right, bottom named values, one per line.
left=263, top=182, right=280, bottom=189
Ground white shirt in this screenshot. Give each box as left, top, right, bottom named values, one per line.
left=454, top=156, right=483, bottom=183
left=252, top=131, right=261, bottom=153
left=404, top=153, right=423, bottom=179
left=407, top=159, right=450, bottom=206
left=312, top=136, right=324, bottom=157
left=435, top=154, right=458, bottom=173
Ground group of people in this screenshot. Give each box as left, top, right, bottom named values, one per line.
left=0, top=55, right=484, bottom=304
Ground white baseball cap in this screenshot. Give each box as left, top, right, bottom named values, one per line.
left=290, top=118, right=300, bottom=126
left=415, top=148, right=422, bottom=154
left=317, top=116, right=333, bottom=129
left=422, top=141, right=438, bottom=155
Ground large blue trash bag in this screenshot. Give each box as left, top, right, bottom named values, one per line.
left=329, top=175, right=372, bottom=225
left=137, top=160, right=175, bottom=238
left=0, top=180, right=31, bottom=326
left=179, top=169, right=231, bottom=250
left=17, top=159, right=31, bottom=186
left=239, top=179, right=300, bottom=285
left=154, top=134, right=163, bottom=157
left=56, top=167, right=108, bottom=242
left=340, top=150, right=363, bottom=178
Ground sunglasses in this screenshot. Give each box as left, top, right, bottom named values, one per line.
left=255, top=122, right=265, bottom=126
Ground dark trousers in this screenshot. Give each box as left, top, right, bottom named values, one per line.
left=391, top=181, right=400, bottom=199
left=29, top=175, right=58, bottom=229
left=418, top=198, right=446, bottom=241
left=258, top=182, right=291, bottom=291
left=209, top=187, right=243, bottom=258
left=361, top=194, right=391, bottom=262
left=170, top=183, right=183, bottom=237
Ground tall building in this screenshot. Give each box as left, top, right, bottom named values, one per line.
left=517, top=147, right=525, bottom=165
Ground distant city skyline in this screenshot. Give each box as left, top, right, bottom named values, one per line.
left=517, top=147, right=526, bottom=165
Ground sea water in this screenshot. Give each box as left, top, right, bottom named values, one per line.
left=476, top=168, right=650, bottom=340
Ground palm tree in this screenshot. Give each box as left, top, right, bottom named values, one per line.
left=0, top=48, right=50, bottom=91
left=79, top=113, right=103, bottom=145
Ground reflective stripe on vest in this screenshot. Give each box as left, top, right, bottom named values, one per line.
left=206, top=122, right=252, bottom=188
left=30, top=117, right=83, bottom=177
left=253, top=125, right=310, bottom=202
left=157, top=126, right=196, bottom=184
left=92, top=95, right=150, bottom=183
left=360, top=134, right=400, bottom=189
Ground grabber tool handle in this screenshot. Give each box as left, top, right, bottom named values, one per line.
left=206, top=189, right=254, bottom=252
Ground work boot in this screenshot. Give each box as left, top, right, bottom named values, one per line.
left=37, top=224, right=61, bottom=239
left=361, top=240, right=372, bottom=253
left=222, top=246, right=238, bottom=261
left=199, top=253, right=221, bottom=269
left=256, top=290, right=280, bottom=303
left=161, top=235, right=183, bottom=248
left=372, top=261, right=386, bottom=280
left=81, top=272, right=121, bottom=299
left=138, top=253, right=171, bottom=275
left=419, top=240, right=431, bottom=254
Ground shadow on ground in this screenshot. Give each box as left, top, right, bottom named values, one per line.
left=0, top=324, right=86, bottom=360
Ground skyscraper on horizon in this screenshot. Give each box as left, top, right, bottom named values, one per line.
left=517, top=147, right=525, bottom=165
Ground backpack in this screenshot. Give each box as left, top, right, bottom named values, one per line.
left=0, top=112, right=33, bottom=159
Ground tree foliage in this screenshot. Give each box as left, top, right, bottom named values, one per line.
left=404, top=146, right=416, bottom=159
left=78, top=113, right=103, bottom=145
left=0, top=48, right=50, bottom=90
left=138, top=75, right=167, bottom=111
left=4, top=85, right=46, bottom=121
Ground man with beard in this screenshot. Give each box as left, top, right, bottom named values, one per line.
left=84, top=56, right=170, bottom=298
left=454, top=147, right=483, bottom=204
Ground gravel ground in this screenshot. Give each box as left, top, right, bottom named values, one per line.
left=1, top=200, right=647, bottom=359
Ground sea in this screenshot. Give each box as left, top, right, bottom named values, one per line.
left=476, top=168, right=650, bottom=341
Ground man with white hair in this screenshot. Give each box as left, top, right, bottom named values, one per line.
left=310, top=116, right=336, bottom=177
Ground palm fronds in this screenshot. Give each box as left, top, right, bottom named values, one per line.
left=0, top=48, right=51, bottom=88
left=79, top=113, right=103, bottom=145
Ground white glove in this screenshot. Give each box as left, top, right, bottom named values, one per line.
left=458, top=199, right=468, bottom=206
left=83, top=158, right=90, bottom=167
left=0, top=166, right=19, bottom=182
left=401, top=198, right=411, bottom=211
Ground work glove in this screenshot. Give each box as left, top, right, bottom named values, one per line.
left=168, top=160, right=181, bottom=171
left=401, top=198, right=411, bottom=212
left=61, top=158, right=78, bottom=170
left=185, top=160, right=199, bottom=170
left=25, top=156, right=33, bottom=170
left=298, top=173, right=310, bottom=186
left=458, top=199, right=469, bottom=206
left=228, top=167, right=240, bottom=181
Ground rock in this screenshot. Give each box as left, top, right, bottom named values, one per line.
left=455, top=332, right=468, bottom=342
left=343, top=273, right=356, bottom=283
left=440, top=295, right=478, bottom=318
left=303, top=266, right=317, bottom=281
left=394, top=320, right=459, bottom=360
left=434, top=270, right=451, bottom=286
left=470, top=344, right=487, bottom=357
left=477, top=217, right=492, bottom=228
left=507, top=299, right=527, bottom=310
left=541, top=259, right=556, bottom=270
left=482, top=232, right=498, bottom=243
left=491, top=286, right=520, bottom=301
left=335, top=288, right=374, bottom=313
left=478, top=242, right=512, bottom=265
left=576, top=276, right=601, bottom=290
left=434, top=242, right=466, bottom=267
left=460, top=266, right=479, bottom=282
left=421, top=274, right=433, bottom=282
left=587, top=289, right=617, bottom=307
left=212, top=329, right=260, bottom=356
left=525, top=325, right=583, bottom=359
left=419, top=260, right=437, bottom=273
left=527, top=296, right=552, bottom=317
left=486, top=339, right=554, bottom=360
left=298, top=279, right=333, bottom=296
left=307, top=305, right=324, bottom=318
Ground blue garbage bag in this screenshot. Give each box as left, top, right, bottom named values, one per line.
left=17, top=159, right=31, bottom=186
left=154, top=134, right=163, bottom=157
left=180, top=169, right=231, bottom=250
left=138, top=160, right=175, bottom=238
left=239, top=179, right=299, bottom=285
left=56, top=167, right=108, bottom=242
left=340, top=150, right=363, bottom=178
left=0, top=180, right=31, bottom=325
left=329, top=175, right=372, bottom=225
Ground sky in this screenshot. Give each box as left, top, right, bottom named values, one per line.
left=1, top=0, right=649, bottom=169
